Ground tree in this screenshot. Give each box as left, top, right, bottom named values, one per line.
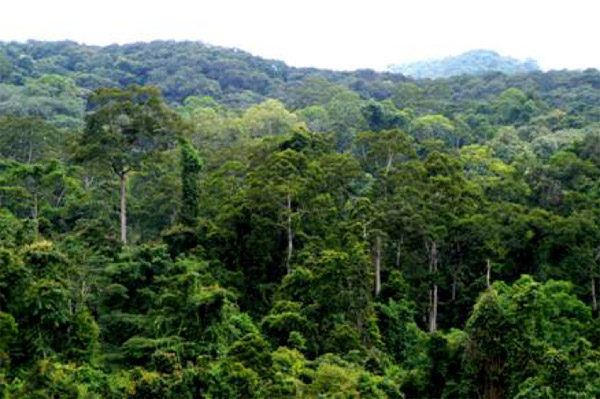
left=77, top=87, right=179, bottom=243
left=246, top=147, right=308, bottom=274
left=465, top=276, right=595, bottom=399
left=0, top=159, right=76, bottom=239
left=421, top=152, right=478, bottom=331
left=241, top=99, right=300, bottom=138
left=411, top=114, right=457, bottom=148
left=361, top=100, right=410, bottom=132
left=0, top=116, right=63, bottom=163
left=327, top=90, right=367, bottom=150
left=465, top=289, right=508, bottom=399
left=179, top=139, right=203, bottom=227
left=491, top=88, right=542, bottom=125
left=296, top=105, right=331, bottom=132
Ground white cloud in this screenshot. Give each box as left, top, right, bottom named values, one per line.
left=1, top=0, right=598, bottom=71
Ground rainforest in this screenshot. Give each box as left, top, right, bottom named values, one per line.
left=0, top=40, right=599, bottom=399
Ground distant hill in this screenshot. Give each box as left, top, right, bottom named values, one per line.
left=0, top=40, right=408, bottom=107
left=388, top=50, right=540, bottom=79
left=1, top=40, right=598, bottom=131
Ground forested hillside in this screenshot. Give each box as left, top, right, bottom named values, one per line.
left=0, top=41, right=599, bottom=399
left=388, top=50, right=540, bottom=79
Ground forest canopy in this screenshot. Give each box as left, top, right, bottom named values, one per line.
left=0, top=40, right=599, bottom=399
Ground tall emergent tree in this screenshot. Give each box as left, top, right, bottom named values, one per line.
left=78, top=87, right=179, bottom=243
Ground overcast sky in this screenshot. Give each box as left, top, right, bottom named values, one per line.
left=1, top=0, right=598, bottom=71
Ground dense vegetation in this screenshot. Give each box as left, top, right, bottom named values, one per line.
left=0, top=40, right=599, bottom=399
left=388, top=50, right=540, bottom=79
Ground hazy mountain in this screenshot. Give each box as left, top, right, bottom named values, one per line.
left=388, top=49, right=540, bottom=79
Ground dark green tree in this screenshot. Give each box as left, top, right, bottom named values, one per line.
left=179, top=139, right=203, bottom=227
left=77, top=86, right=179, bottom=243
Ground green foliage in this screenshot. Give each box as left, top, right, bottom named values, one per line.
left=375, top=299, right=427, bottom=366
left=0, top=116, right=64, bottom=163
left=465, top=277, right=598, bottom=399
left=179, top=138, right=203, bottom=227
left=261, top=300, right=310, bottom=349
left=78, top=86, right=178, bottom=175
left=0, top=41, right=599, bottom=399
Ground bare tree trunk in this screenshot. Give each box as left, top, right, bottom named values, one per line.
left=429, top=241, right=439, bottom=332
left=55, top=187, right=66, bottom=207
left=286, top=192, right=293, bottom=274
left=84, top=176, right=94, bottom=191
left=27, top=141, right=33, bottom=164
left=395, top=236, right=403, bottom=268
left=430, top=284, right=438, bottom=332
left=486, top=258, right=492, bottom=289
left=385, top=151, right=394, bottom=175
left=373, top=235, right=382, bottom=296
left=120, top=173, right=127, bottom=244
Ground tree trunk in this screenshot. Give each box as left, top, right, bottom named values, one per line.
left=430, top=282, right=438, bottom=332
left=373, top=235, right=382, bottom=296
left=452, top=245, right=462, bottom=301
left=486, top=258, right=492, bottom=289
left=120, top=173, right=127, bottom=244
left=395, top=236, right=403, bottom=268
left=385, top=151, right=394, bottom=175
left=592, top=273, right=597, bottom=312
left=429, top=241, right=439, bottom=332
left=286, top=192, right=293, bottom=274
left=484, top=360, right=504, bottom=399
left=27, top=141, right=33, bottom=164
left=84, top=175, right=94, bottom=191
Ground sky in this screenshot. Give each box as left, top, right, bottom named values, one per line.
left=1, top=0, right=599, bottom=71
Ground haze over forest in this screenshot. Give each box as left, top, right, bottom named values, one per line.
left=0, top=34, right=599, bottom=399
